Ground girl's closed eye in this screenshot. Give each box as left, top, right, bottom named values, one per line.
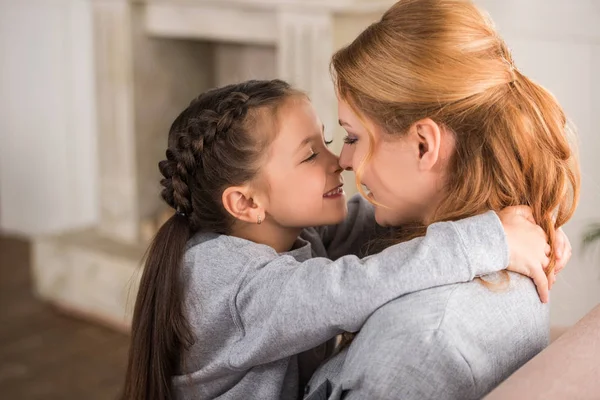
left=302, top=150, right=319, bottom=163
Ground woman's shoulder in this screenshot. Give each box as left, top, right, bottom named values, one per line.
left=441, top=271, right=549, bottom=345
left=356, top=272, right=548, bottom=345
left=331, top=274, right=548, bottom=399
left=437, top=273, right=549, bottom=394
left=443, top=272, right=548, bottom=330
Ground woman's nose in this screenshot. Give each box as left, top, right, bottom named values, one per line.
left=325, top=149, right=344, bottom=174
left=339, top=145, right=353, bottom=171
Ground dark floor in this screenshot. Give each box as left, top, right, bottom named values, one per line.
left=0, top=235, right=129, bottom=400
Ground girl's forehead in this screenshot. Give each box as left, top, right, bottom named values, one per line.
left=277, top=98, right=321, bottom=132
left=264, top=103, right=323, bottom=156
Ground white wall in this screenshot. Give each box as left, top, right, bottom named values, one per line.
left=0, top=0, right=97, bottom=235
left=1, top=0, right=598, bottom=326
left=476, top=0, right=600, bottom=327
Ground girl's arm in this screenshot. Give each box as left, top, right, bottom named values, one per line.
left=227, top=211, right=521, bottom=370
left=314, top=194, right=384, bottom=259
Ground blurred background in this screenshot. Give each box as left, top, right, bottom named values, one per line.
left=1, top=0, right=599, bottom=398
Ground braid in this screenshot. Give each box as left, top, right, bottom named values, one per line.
left=215, top=92, right=250, bottom=133
left=157, top=80, right=300, bottom=234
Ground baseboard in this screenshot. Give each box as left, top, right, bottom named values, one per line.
left=31, top=229, right=146, bottom=332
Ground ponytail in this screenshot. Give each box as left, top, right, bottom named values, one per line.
left=122, top=214, right=193, bottom=400
left=502, top=71, right=580, bottom=274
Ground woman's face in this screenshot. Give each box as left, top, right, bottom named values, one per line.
left=337, top=98, right=452, bottom=226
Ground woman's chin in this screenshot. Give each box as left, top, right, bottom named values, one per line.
left=374, top=212, right=392, bottom=227
left=374, top=209, right=420, bottom=228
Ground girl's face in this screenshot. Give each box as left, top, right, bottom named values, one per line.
left=257, top=97, right=348, bottom=228
left=337, top=98, right=451, bottom=227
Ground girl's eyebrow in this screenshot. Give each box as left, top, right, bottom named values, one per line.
left=295, top=125, right=326, bottom=154
left=295, top=137, right=313, bottom=154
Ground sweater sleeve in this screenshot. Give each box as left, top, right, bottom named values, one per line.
left=227, top=211, right=509, bottom=370
left=315, top=194, right=384, bottom=259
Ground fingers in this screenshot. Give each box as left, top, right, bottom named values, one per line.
left=564, top=229, right=572, bottom=253
left=531, top=267, right=550, bottom=304
left=554, top=227, right=565, bottom=259
left=542, top=255, right=550, bottom=269
left=499, top=205, right=536, bottom=224
left=512, top=205, right=536, bottom=224
left=549, top=228, right=572, bottom=275
left=537, top=225, right=548, bottom=242
left=554, top=228, right=572, bottom=274
left=554, top=253, right=565, bottom=275
left=549, top=272, right=557, bottom=290
left=554, top=248, right=571, bottom=275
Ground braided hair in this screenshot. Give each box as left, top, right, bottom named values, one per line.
left=122, top=80, right=302, bottom=400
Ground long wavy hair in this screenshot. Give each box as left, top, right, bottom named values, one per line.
left=331, top=0, right=580, bottom=277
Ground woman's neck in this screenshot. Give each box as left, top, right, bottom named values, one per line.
left=230, top=222, right=302, bottom=253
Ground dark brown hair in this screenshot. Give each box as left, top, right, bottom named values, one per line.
left=122, top=80, right=302, bottom=400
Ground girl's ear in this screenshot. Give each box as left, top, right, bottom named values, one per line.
left=222, top=186, right=264, bottom=224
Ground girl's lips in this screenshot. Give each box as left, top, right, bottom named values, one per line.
left=323, top=185, right=344, bottom=198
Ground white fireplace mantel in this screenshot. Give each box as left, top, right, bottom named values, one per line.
left=94, top=0, right=388, bottom=245
left=30, top=0, right=390, bottom=330
left=144, top=0, right=394, bottom=45
left=144, top=0, right=394, bottom=13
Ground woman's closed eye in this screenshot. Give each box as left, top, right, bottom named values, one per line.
left=343, top=135, right=358, bottom=145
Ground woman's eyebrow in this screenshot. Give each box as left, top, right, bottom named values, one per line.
left=338, top=119, right=352, bottom=128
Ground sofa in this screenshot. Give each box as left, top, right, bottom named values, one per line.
left=485, top=304, right=600, bottom=399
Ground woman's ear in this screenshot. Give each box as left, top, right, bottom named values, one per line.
left=413, top=118, right=442, bottom=171
left=222, top=186, right=264, bottom=225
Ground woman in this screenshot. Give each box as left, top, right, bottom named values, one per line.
left=305, top=0, right=579, bottom=399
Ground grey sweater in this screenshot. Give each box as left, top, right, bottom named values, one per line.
left=172, top=195, right=511, bottom=400
left=305, top=273, right=549, bottom=400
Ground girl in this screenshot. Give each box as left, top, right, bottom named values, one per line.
left=122, top=79, right=559, bottom=400
left=306, top=0, right=580, bottom=398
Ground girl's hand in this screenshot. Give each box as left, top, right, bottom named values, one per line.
left=498, top=206, right=550, bottom=303
left=549, top=227, right=571, bottom=289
